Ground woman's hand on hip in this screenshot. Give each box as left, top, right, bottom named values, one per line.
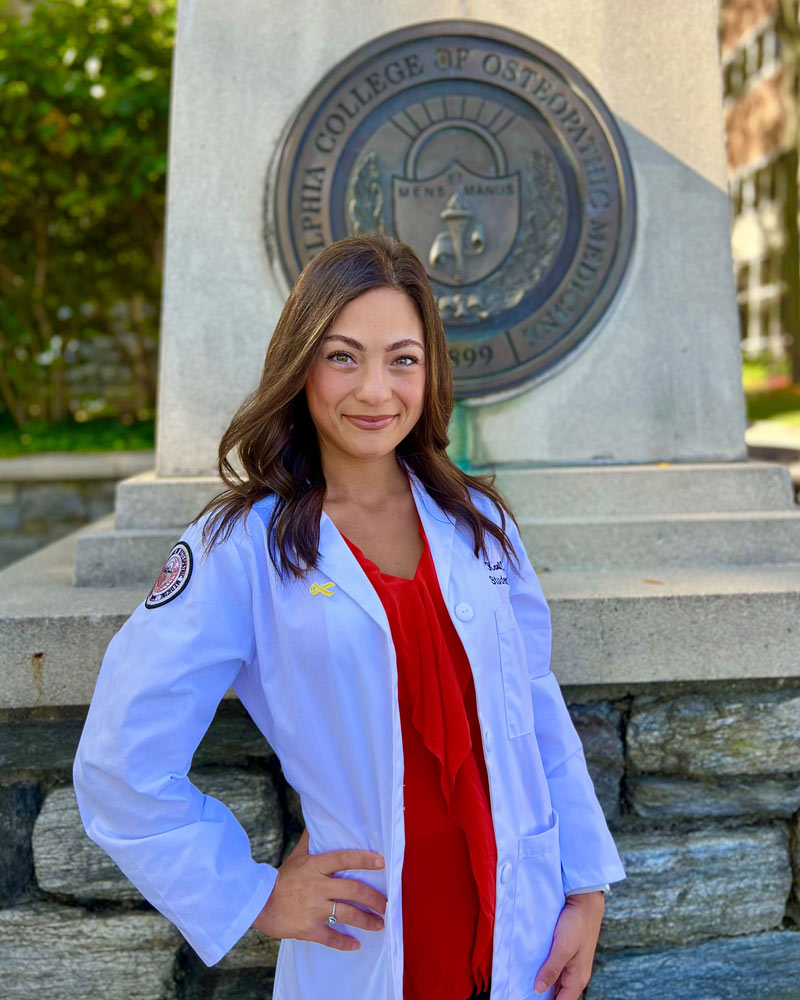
left=251, top=827, right=388, bottom=952
left=534, top=890, right=605, bottom=998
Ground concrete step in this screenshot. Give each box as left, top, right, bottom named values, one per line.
left=518, top=509, right=800, bottom=571
left=82, top=460, right=800, bottom=585
left=0, top=450, right=155, bottom=483
left=76, top=504, right=800, bottom=586
left=490, top=460, right=797, bottom=516
left=4, top=520, right=799, bottom=708
left=113, top=461, right=799, bottom=531
left=539, top=560, right=800, bottom=685
left=115, top=472, right=221, bottom=529
left=73, top=516, right=182, bottom=587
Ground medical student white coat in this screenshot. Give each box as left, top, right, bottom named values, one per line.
left=73, top=461, right=626, bottom=1000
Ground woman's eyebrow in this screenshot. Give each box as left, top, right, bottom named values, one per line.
left=322, top=334, right=425, bottom=352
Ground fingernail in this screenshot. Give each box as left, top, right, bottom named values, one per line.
left=374, top=857, right=384, bottom=868
left=349, top=940, right=360, bottom=950
left=535, top=981, right=548, bottom=994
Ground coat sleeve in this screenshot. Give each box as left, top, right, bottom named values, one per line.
left=72, top=513, right=279, bottom=967
left=500, top=508, right=627, bottom=893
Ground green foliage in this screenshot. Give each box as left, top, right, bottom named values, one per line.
left=745, top=384, right=800, bottom=426
left=742, top=352, right=791, bottom=391
left=0, top=0, right=175, bottom=429
left=742, top=353, right=800, bottom=427
left=0, top=412, right=155, bottom=456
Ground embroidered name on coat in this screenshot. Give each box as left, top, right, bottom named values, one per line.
left=484, top=557, right=508, bottom=586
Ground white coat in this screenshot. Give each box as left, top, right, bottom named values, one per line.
left=73, top=459, right=626, bottom=1000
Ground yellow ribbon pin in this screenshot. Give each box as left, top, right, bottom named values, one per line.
left=309, top=581, right=335, bottom=597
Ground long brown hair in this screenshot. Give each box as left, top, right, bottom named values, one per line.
left=193, top=233, right=521, bottom=581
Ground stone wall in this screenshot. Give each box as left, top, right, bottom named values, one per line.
left=0, top=452, right=154, bottom=570
left=1, top=678, right=798, bottom=999
left=572, top=678, right=800, bottom=998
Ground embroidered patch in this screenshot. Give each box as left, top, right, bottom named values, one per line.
left=145, top=541, right=193, bottom=609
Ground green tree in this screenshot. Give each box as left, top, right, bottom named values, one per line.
left=0, top=0, right=175, bottom=428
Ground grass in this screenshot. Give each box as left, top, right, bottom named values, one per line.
left=0, top=415, right=155, bottom=458
left=742, top=357, right=800, bottom=428
left=745, top=386, right=800, bottom=426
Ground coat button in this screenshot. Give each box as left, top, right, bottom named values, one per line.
left=455, top=602, right=474, bottom=621
left=484, top=729, right=493, bottom=752
left=500, top=861, right=513, bottom=884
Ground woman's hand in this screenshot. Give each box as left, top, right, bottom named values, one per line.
left=251, top=827, right=388, bottom=952
left=534, top=891, right=605, bottom=998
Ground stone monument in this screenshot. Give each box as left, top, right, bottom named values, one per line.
left=2, top=1, right=800, bottom=997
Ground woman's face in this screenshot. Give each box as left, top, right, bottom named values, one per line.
left=304, top=286, right=427, bottom=466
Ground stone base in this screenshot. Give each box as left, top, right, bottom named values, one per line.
left=2, top=500, right=800, bottom=709
left=3, top=685, right=799, bottom=998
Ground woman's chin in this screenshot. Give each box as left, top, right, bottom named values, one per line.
left=339, top=437, right=401, bottom=461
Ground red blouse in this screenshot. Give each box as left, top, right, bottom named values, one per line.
left=341, top=513, right=497, bottom=1000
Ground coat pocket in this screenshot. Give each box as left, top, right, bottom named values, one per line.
left=509, top=809, right=565, bottom=1000
left=494, top=603, right=536, bottom=738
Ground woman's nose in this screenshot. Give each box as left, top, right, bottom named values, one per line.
left=354, top=362, right=392, bottom=402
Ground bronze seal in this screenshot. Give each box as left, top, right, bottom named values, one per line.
left=266, top=20, right=635, bottom=399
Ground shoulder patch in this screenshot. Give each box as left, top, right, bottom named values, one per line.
left=145, top=541, right=193, bottom=609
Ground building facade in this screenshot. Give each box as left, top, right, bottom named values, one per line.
left=721, top=0, right=800, bottom=376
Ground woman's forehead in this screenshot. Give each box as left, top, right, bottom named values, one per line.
left=330, top=286, right=420, bottom=319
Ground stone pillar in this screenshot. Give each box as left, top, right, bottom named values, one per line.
left=155, top=0, right=745, bottom=478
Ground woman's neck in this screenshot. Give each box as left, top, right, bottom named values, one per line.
left=320, top=450, right=410, bottom=509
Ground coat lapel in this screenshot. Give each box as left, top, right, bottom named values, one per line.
left=404, top=463, right=457, bottom=607
left=313, top=460, right=457, bottom=632
left=315, top=510, right=389, bottom=633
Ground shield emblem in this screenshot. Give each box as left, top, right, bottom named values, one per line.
left=392, top=160, right=521, bottom=287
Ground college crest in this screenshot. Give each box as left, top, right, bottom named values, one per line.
left=267, top=21, right=635, bottom=398
left=145, top=541, right=193, bottom=609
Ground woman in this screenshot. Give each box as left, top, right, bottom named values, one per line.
left=73, top=234, right=625, bottom=1000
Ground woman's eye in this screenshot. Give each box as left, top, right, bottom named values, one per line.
left=326, top=352, right=420, bottom=367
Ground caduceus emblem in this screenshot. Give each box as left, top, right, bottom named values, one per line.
left=388, top=152, right=520, bottom=290
left=429, top=192, right=486, bottom=285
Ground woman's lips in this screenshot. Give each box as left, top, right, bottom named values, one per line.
left=344, top=414, right=397, bottom=430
